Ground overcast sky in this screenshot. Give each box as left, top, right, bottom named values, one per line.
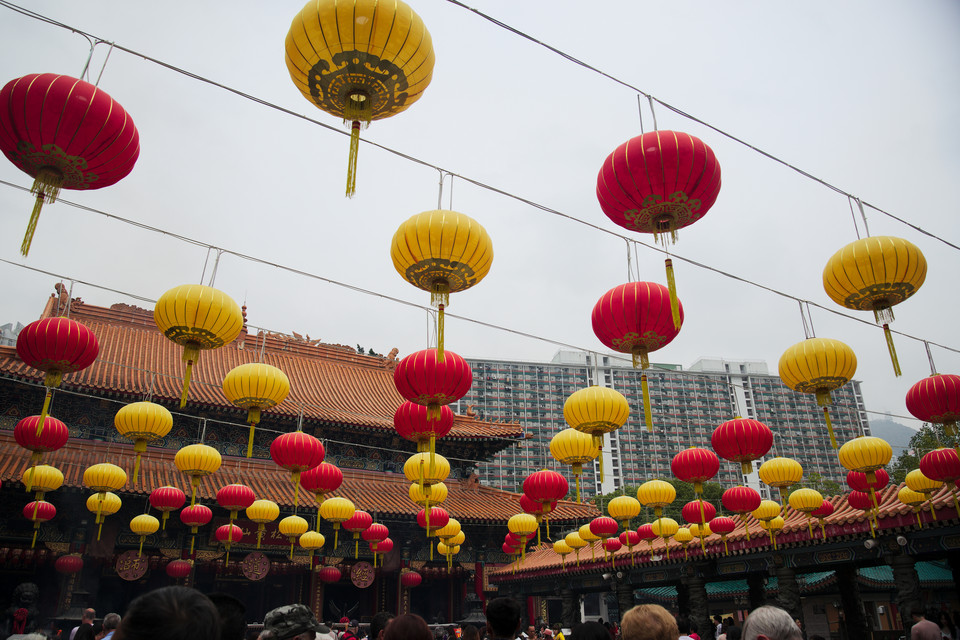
left=0, top=1, right=957, bottom=432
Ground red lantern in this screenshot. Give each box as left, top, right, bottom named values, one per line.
left=393, top=349, right=472, bottom=419
left=417, top=507, right=449, bottom=536
left=505, top=532, right=522, bottom=548
left=394, top=401, right=454, bottom=452
left=165, top=560, right=192, bottom=579
left=591, top=282, right=682, bottom=431
left=216, top=484, right=256, bottom=522
left=361, top=523, right=389, bottom=544
left=920, top=448, right=960, bottom=518
left=672, top=448, right=720, bottom=493
left=722, top=486, right=762, bottom=531
left=709, top=515, right=736, bottom=555
left=180, top=504, right=213, bottom=555
left=300, top=462, right=343, bottom=527
left=906, top=374, right=960, bottom=435
left=270, top=432, right=325, bottom=508
left=589, top=516, right=619, bottom=541
left=370, top=537, right=393, bottom=567
left=602, top=538, right=622, bottom=568
left=16, top=317, right=99, bottom=435
left=401, top=570, right=422, bottom=588
left=23, top=500, right=55, bottom=548
left=848, top=491, right=878, bottom=538
left=618, top=530, right=640, bottom=567
left=811, top=500, right=834, bottom=539
left=54, top=554, right=83, bottom=574
left=502, top=542, right=519, bottom=555
left=847, top=469, right=890, bottom=493
left=682, top=500, right=716, bottom=525
left=14, top=415, right=68, bottom=466
left=0, top=74, right=140, bottom=255
left=317, top=566, right=341, bottom=583
left=523, top=468, right=567, bottom=541
left=215, top=524, right=243, bottom=566
left=637, top=524, right=658, bottom=551
left=343, top=511, right=373, bottom=559
left=711, top=418, right=773, bottom=474
left=149, top=486, right=186, bottom=531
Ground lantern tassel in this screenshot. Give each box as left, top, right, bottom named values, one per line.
left=292, top=471, right=302, bottom=508
left=35, top=389, right=55, bottom=438
left=22, top=168, right=61, bottom=256
left=594, top=435, right=604, bottom=482
left=575, top=474, right=581, bottom=504
left=316, top=506, right=323, bottom=533
left=21, top=193, right=48, bottom=257
left=355, top=538, right=359, bottom=560
left=31, top=527, right=39, bottom=549
left=641, top=373, right=653, bottom=432
left=722, top=536, right=729, bottom=555
left=807, top=516, right=814, bottom=540
left=133, top=454, right=142, bottom=486
left=180, top=360, right=195, bottom=409
left=334, top=526, right=339, bottom=549
left=225, top=548, right=230, bottom=567
left=346, top=121, right=361, bottom=197
left=741, top=461, right=753, bottom=475
left=161, top=512, right=169, bottom=531
left=257, top=525, right=264, bottom=549
left=190, top=531, right=196, bottom=555
left=823, top=407, right=837, bottom=449
left=139, top=538, right=145, bottom=557
left=664, top=258, right=681, bottom=331
left=190, top=478, right=199, bottom=506
left=247, top=424, right=257, bottom=459
left=437, top=303, right=445, bottom=363
left=883, top=324, right=902, bottom=377
left=289, top=541, right=295, bottom=560
left=929, top=500, right=937, bottom=521
left=916, top=510, right=923, bottom=528
left=819, top=519, right=826, bottom=539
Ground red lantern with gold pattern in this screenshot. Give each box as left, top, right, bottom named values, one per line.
left=417, top=507, right=449, bottom=536
left=848, top=491, right=878, bottom=538
left=907, top=374, right=960, bottom=436
left=394, top=401, right=454, bottom=453
left=523, top=469, right=568, bottom=541
left=215, top=524, right=243, bottom=566
left=14, top=415, right=69, bottom=466
left=149, top=486, right=186, bottom=531
left=0, top=74, right=140, bottom=255
left=401, top=570, right=422, bottom=588
left=23, top=500, right=55, bottom=548
left=681, top=500, right=716, bottom=525
left=637, top=523, right=657, bottom=551
left=180, top=504, right=212, bottom=555
left=271, top=432, right=325, bottom=508
left=920, top=448, right=960, bottom=518
left=811, top=500, right=834, bottom=539
left=847, top=469, right=890, bottom=493
left=317, top=565, right=341, bottom=583
left=710, top=516, right=736, bottom=555
left=216, top=484, right=256, bottom=524
left=394, top=349, right=472, bottom=418
left=166, top=560, right=192, bottom=579
left=54, top=554, right=83, bottom=574
left=711, top=417, right=773, bottom=474
left=722, top=486, right=762, bottom=531
left=370, top=537, right=394, bottom=567
left=343, top=510, right=373, bottom=559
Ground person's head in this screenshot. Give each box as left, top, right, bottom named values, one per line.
left=713, top=616, right=722, bottom=625
left=676, top=616, right=691, bottom=635
left=726, top=629, right=741, bottom=640
left=551, top=625, right=560, bottom=634
left=485, top=599, right=521, bottom=639
left=383, top=615, right=431, bottom=640
left=116, top=587, right=219, bottom=640
left=724, top=619, right=735, bottom=629
left=103, top=615, right=121, bottom=633
left=370, top=613, right=395, bottom=640
left=620, top=605, right=677, bottom=640
left=207, top=593, right=247, bottom=640
left=263, top=605, right=327, bottom=640
left=569, top=622, right=611, bottom=640
left=347, top=621, right=360, bottom=636
left=82, top=610, right=97, bottom=624
left=527, top=627, right=536, bottom=638
left=462, top=626, right=480, bottom=640
left=742, top=606, right=801, bottom=640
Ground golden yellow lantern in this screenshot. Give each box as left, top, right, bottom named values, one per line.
left=650, top=517, right=679, bottom=560
left=689, top=522, right=711, bottom=555
left=823, top=236, right=926, bottom=376
left=174, top=444, right=222, bottom=506
left=86, top=491, right=121, bottom=541
left=286, top=0, right=435, bottom=196
left=637, top=479, right=677, bottom=520
left=564, top=386, right=629, bottom=481
left=83, top=463, right=127, bottom=540
left=435, top=517, right=461, bottom=541
left=838, top=436, right=893, bottom=511
left=129, top=514, right=159, bottom=557
left=906, top=469, right=942, bottom=521
left=898, top=486, right=927, bottom=528
left=674, top=526, right=693, bottom=559
left=508, top=513, right=539, bottom=560
left=22, top=464, right=63, bottom=503
left=607, top=495, right=642, bottom=530
left=553, top=540, right=574, bottom=570
left=564, top=531, right=587, bottom=566
left=758, top=457, right=803, bottom=501
left=437, top=540, right=460, bottom=570
left=246, top=499, right=280, bottom=549
left=299, top=531, right=326, bottom=563
left=409, top=481, right=448, bottom=514
left=758, top=515, right=785, bottom=550
left=404, top=452, right=450, bottom=493
left=114, top=401, right=173, bottom=484
left=752, top=499, right=782, bottom=547
left=319, top=496, right=355, bottom=549
left=550, top=428, right=599, bottom=503
left=222, top=363, right=291, bottom=458
left=778, top=337, right=857, bottom=448
left=788, top=488, right=824, bottom=538
left=391, top=210, right=494, bottom=358
left=278, top=515, right=309, bottom=559
left=154, top=285, right=244, bottom=408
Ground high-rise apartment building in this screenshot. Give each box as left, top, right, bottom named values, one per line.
left=457, top=351, right=869, bottom=501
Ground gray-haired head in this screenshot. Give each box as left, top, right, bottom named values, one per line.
left=742, top=606, right=802, bottom=640
left=103, top=614, right=122, bottom=632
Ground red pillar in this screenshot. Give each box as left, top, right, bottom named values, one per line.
left=475, top=562, right=486, bottom=604
left=527, top=597, right=536, bottom=627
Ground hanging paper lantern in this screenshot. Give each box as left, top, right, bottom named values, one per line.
left=617, top=529, right=641, bottom=567
left=22, top=464, right=63, bottom=509
left=649, top=517, right=679, bottom=560
left=508, top=513, right=539, bottom=561
left=410, top=482, right=448, bottom=512
left=54, top=554, right=83, bottom=574
left=149, top=486, right=186, bottom=531
left=591, top=516, right=619, bottom=564
left=847, top=469, right=890, bottom=493
left=299, top=531, right=326, bottom=565
left=278, top=515, right=309, bottom=559
left=637, top=523, right=658, bottom=554
left=114, top=402, right=173, bottom=484
left=391, top=210, right=494, bottom=358
left=319, top=496, right=355, bottom=549
left=607, top=495, right=642, bottom=532
left=752, top=500, right=782, bottom=548
left=16, top=317, right=98, bottom=435
left=401, top=570, right=422, bottom=588
left=564, top=531, right=587, bottom=566
left=920, top=448, right=960, bottom=518
left=14, top=415, right=68, bottom=470
left=23, top=500, right=55, bottom=548
left=166, top=560, right=193, bottom=579
left=404, top=452, right=451, bottom=500
left=723, top=486, right=762, bottom=532
left=519, top=495, right=553, bottom=546
left=216, top=484, right=256, bottom=529
left=711, top=417, right=773, bottom=474
left=395, top=402, right=454, bottom=454
left=591, top=282, right=682, bottom=431
left=246, top=499, right=280, bottom=549
left=811, top=500, right=835, bottom=538
left=285, top=0, right=435, bottom=196
left=343, top=510, right=373, bottom=559
left=0, top=74, right=140, bottom=255
left=371, top=537, right=394, bottom=568
left=637, top=480, right=677, bottom=525
left=317, top=565, right=342, bottom=584
left=222, top=363, right=291, bottom=458
left=271, top=431, right=325, bottom=508
left=898, top=487, right=927, bottom=528
left=83, top=463, right=127, bottom=541
left=602, top=538, right=622, bottom=568
left=681, top=499, right=717, bottom=526
left=688, top=522, right=712, bottom=554
left=300, top=462, right=344, bottom=529
left=758, top=516, right=785, bottom=549
left=758, top=457, right=804, bottom=501
left=596, top=130, right=721, bottom=328
left=905, top=469, right=942, bottom=521
left=847, top=491, right=878, bottom=538
left=823, top=236, right=926, bottom=376
left=578, top=524, right=600, bottom=562
left=174, top=444, right=222, bottom=506
left=553, top=540, right=573, bottom=571
left=563, top=386, right=629, bottom=481
left=435, top=518, right=462, bottom=558
left=778, top=338, right=857, bottom=449
left=130, top=514, right=160, bottom=557
left=709, top=516, right=737, bottom=555
left=154, top=285, right=244, bottom=408
left=418, top=507, right=450, bottom=559
left=394, top=349, right=473, bottom=420
left=85, top=491, right=121, bottom=542
left=524, top=469, right=568, bottom=540
left=549, top=428, right=599, bottom=503
left=362, top=523, right=389, bottom=547
left=672, top=448, right=718, bottom=552
left=906, top=374, right=960, bottom=436
left=180, top=504, right=213, bottom=555
left=838, top=436, right=892, bottom=512
left=674, top=527, right=693, bottom=559
left=788, top=488, right=823, bottom=539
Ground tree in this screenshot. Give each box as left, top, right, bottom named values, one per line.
left=801, top=472, right=843, bottom=497
left=889, top=423, right=948, bottom=484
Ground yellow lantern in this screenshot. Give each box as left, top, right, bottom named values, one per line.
left=154, top=284, right=244, bottom=408
left=437, top=540, right=460, bottom=570
left=898, top=486, right=927, bottom=528
left=508, top=513, right=539, bottom=560
left=553, top=540, right=574, bottom=571
left=758, top=516, right=785, bottom=550
left=778, top=337, right=857, bottom=448
left=564, top=531, right=587, bottom=566
left=86, top=491, right=121, bottom=541
left=823, top=236, right=926, bottom=376
left=564, top=386, right=630, bottom=481
left=285, top=0, right=435, bottom=196
left=114, top=401, right=173, bottom=484
left=174, top=444, right=222, bottom=506
left=246, top=499, right=280, bottom=549
left=838, top=436, right=893, bottom=512
left=130, top=514, right=159, bottom=557
left=674, top=527, right=693, bottom=559
left=650, top=517, right=679, bottom=560
left=222, top=363, right=290, bottom=458
left=637, top=479, right=676, bottom=523
left=409, top=481, right=448, bottom=519
left=550, top=428, right=599, bottom=503
left=278, top=515, right=309, bottom=559
left=390, top=210, right=494, bottom=358
left=22, top=464, right=63, bottom=503
left=906, top=469, right=942, bottom=521
left=788, top=488, right=824, bottom=538
left=82, top=463, right=127, bottom=541
left=319, top=496, right=355, bottom=549
left=435, top=517, right=461, bottom=542
left=607, top=495, right=642, bottom=531
left=758, top=457, right=803, bottom=502
left=299, top=531, right=326, bottom=564
left=689, top=522, right=712, bottom=556
left=404, top=452, right=450, bottom=494
left=752, top=500, right=782, bottom=547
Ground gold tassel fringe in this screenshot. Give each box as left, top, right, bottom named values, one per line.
left=664, top=258, right=681, bottom=331
left=22, top=168, right=63, bottom=257
left=824, top=407, right=837, bottom=449
left=883, top=324, right=902, bottom=377
left=437, top=304, right=445, bottom=363
left=346, top=121, right=360, bottom=198
left=641, top=374, right=653, bottom=432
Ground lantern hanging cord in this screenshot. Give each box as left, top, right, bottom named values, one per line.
left=847, top=197, right=861, bottom=241
left=0, top=0, right=955, bottom=255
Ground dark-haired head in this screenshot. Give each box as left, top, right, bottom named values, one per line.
left=383, top=615, right=431, bottom=640
left=570, top=622, right=609, bottom=640
left=115, top=587, right=219, bottom=640
left=370, top=613, right=395, bottom=640
left=485, top=598, right=521, bottom=640
left=207, top=593, right=247, bottom=640
left=462, top=625, right=480, bottom=640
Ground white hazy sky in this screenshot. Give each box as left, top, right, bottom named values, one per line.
left=0, top=1, right=957, bottom=431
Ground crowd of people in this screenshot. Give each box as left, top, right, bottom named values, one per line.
left=6, top=586, right=959, bottom=640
